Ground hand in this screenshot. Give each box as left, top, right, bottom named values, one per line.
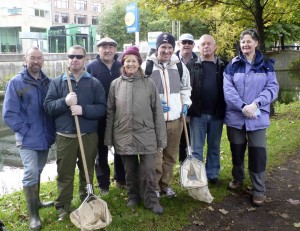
left=242, top=102, right=257, bottom=118
left=70, top=105, right=82, bottom=116
left=161, top=100, right=170, bottom=113
left=182, top=104, right=188, bottom=116
left=65, top=92, right=77, bottom=106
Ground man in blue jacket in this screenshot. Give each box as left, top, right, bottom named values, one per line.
left=44, top=45, right=106, bottom=220
left=3, top=47, right=56, bottom=230
left=86, top=37, right=125, bottom=195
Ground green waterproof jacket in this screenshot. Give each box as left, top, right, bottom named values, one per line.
left=105, top=70, right=167, bottom=155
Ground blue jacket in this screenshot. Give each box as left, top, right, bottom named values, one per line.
left=44, top=71, right=106, bottom=134
left=223, top=50, right=279, bottom=131
left=2, top=67, right=55, bottom=150
left=86, top=54, right=121, bottom=100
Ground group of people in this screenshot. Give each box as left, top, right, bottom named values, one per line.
left=2, top=28, right=279, bottom=230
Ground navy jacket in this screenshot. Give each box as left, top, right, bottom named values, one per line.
left=3, top=67, right=55, bottom=150
left=44, top=72, right=106, bottom=134
left=86, top=54, right=121, bottom=99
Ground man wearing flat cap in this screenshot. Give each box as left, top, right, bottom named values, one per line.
left=86, top=37, right=126, bottom=195
left=142, top=32, right=192, bottom=199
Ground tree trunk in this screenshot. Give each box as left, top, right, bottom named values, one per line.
left=254, top=0, right=265, bottom=53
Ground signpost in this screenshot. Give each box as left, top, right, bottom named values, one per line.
left=125, top=2, right=139, bottom=45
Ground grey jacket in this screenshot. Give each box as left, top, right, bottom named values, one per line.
left=105, top=70, right=167, bottom=155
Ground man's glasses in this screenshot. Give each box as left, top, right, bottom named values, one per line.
left=68, top=55, right=85, bottom=59
left=181, top=40, right=194, bottom=45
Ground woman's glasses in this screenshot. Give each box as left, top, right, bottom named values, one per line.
left=181, top=40, right=194, bottom=45
left=68, top=55, right=85, bottom=59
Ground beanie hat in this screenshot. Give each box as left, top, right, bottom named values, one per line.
left=121, top=46, right=143, bottom=65
left=156, top=32, right=175, bottom=49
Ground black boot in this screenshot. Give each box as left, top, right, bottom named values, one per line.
left=38, top=180, right=54, bottom=208
left=23, top=185, right=42, bottom=230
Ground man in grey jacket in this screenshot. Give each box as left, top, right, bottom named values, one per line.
left=141, top=32, right=192, bottom=198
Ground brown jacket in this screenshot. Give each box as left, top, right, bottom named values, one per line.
left=105, top=70, right=167, bottom=155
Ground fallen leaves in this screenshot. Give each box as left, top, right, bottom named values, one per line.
left=219, top=209, right=228, bottom=215
left=287, top=199, right=300, bottom=205
left=279, top=213, right=289, bottom=219
left=207, top=206, right=214, bottom=211
left=294, top=223, right=300, bottom=228
left=246, top=207, right=256, bottom=212
left=192, top=220, right=204, bottom=226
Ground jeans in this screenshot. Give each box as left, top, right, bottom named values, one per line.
left=189, top=114, right=224, bottom=179
left=19, top=148, right=49, bottom=187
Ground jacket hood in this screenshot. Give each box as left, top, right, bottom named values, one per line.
left=232, top=50, right=275, bottom=71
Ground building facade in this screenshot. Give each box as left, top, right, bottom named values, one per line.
left=0, top=0, right=111, bottom=53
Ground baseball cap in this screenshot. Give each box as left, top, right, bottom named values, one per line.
left=97, top=37, right=117, bottom=47
left=179, top=33, right=194, bottom=42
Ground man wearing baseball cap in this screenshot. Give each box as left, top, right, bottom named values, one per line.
left=141, top=32, right=192, bottom=198
left=176, top=33, right=198, bottom=65
left=175, top=33, right=198, bottom=164
left=86, top=37, right=126, bottom=195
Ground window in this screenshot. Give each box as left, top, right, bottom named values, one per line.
left=74, top=0, right=87, bottom=10
left=74, top=14, right=87, bottom=24
left=54, top=12, right=69, bottom=23
left=54, top=0, right=69, bottom=9
left=30, top=27, right=47, bottom=33
left=92, top=16, right=98, bottom=25
left=61, top=13, right=69, bottom=23
left=92, top=2, right=103, bottom=12
left=33, top=9, right=49, bottom=18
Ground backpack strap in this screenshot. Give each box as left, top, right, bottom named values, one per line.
left=145, top=59, right=183, bottom=80
left=145, top=60, right=154, bottom=76
left=176, top=62, right=183, bottom=81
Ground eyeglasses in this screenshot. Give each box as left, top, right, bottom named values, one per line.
left=181, top=40, right=194, bottom=45
left=68, top=55, right=85, bottom=59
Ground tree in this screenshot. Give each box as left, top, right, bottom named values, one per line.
left=98, top=0, right=210, bottom=51
left=139, top=0, right=300, bottom=57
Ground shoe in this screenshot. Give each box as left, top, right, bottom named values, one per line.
left=100, top=188, right=109, bottom=196
left=127, top=199, right=139, bottom=208
left=155, top=190, right=161, bottom=198
left=58, top=208, right=69, bottom=221
left=228, top=180, right=243, bottom=190
left=251, top=195, right=265, bottom=207
left=208, top=178, right=221, bottom=185
left=116, top=181, right=127, bottom=189
left=150, top=204, right=164, bottom=215
left=245, top=186, right=254, bottom=195
left=162, top=188, right=176, bottom=198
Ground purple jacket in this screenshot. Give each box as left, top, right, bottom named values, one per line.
left=223, top=50, right=279, bottom=131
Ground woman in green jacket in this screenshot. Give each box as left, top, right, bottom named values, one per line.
left=105, top=46, right=167, bottom=215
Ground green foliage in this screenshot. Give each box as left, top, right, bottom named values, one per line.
left=98, top=0, right=210, bottom=51
left=0, top=74, right=14, bottom=91
left=288, top=59, right=300, bottom=70
left=139, top=0, right=300, bottom=57
left=0, top=101, right=299, bottom=231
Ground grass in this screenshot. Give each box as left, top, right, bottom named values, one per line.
left=0, top=101, right=299, bottom=231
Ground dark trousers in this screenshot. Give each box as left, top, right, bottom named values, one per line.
left=227, top=126, right=267, bottom=196
left=95, top=118, right=125, bottom=190
left=122, top=154, right=159, bottom=208
left=179, top=125, right=189, bottom=162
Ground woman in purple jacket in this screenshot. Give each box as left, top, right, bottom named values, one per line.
left=223, top=29, right=279, bottom=206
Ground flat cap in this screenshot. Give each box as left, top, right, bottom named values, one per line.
left=97, top=37, right=117, bottom=47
